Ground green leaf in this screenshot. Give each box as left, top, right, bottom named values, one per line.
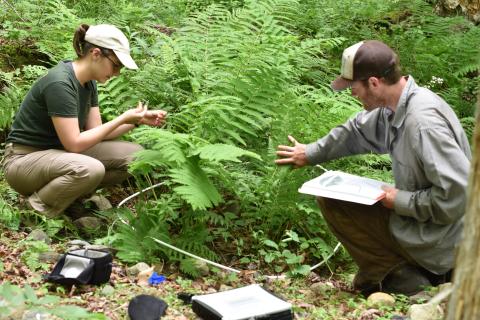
left=169, top=159, right=222, bottom=210
left=37, top=295, right=60, bottom=305
left=292, top=264, right=311, bottom=276
left=50, top=305, right=101, bottom=319
left=263, top=239, right=279, bottom=250
left=264, top=252, right=276, bottom=263
left=285, top=255, right=303, bottom=265
left=195, top=143, right=261, bottom=163
left=22, top=285, right=38, bottom=303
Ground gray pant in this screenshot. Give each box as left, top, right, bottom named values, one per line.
left=2, top=141, right=143, bottom=217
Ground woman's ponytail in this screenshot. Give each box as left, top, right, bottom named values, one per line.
left=73, top=24, right=90, bottom=57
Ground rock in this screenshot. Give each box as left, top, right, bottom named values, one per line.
left=67, top=240, right=90, bottom=247
left=194, top=260, right=210, bottom=277
left=306, top=272, right=321, bottom=282
left=73, top=217, right=102, bottom=230
left=100, top=285, right=115, bottom=296
left=219, top=284, right=233, bottom=292
left=408, top=303, right=444, bottom=320
left=359, top=308, right=381, bottom=320
left=127, top=262, right=151, bottom=277
left=137, top=266, right=154, bottom=286
left=38, top=252, right=61, bottom=264
left=206, top=287, right=217, bottom=293
left=310, top=281, right=335, bottom=297
left=27, top=229, right=51, bottom=244
left=22, top=310, right=54, bottom=320
left=437, top=282, right=452, bottom=293
left=367, top=292, right=395, bottom=307
left=85, top=244, right=115, bottom=254
left=67, top=245, right=82, bottom=252
left=85, top=195, right=112, bottom=211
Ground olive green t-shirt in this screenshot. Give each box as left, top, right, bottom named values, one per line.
left=7, top=61, right=98, bottom=149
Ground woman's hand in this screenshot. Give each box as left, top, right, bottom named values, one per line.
left=139, top=109, right=167, bottom=127
left=121, top=101, right=148, bottom=124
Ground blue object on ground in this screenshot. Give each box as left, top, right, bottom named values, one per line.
left=148, top=272, right=166, bottom=285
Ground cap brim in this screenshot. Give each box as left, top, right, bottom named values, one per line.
left=331, top=76, right=353, bottom=91
left=114, top=50, right=138, bottom=70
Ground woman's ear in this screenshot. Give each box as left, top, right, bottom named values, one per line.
left=89, top=47, right=103, bottom=59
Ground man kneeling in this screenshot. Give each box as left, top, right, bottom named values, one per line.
left=275, top=40, right=471, bottom=296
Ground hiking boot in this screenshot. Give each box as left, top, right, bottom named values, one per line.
left=420, top=268, right=453, bottom=287
left=353, top=272, right=381, bottom=296
left=381, top=263, right=431, bottom=296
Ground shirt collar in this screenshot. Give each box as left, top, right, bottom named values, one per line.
left=391, top=76, right=417, bottom=128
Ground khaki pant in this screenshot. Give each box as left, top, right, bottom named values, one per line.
left=317, top=197, right=418, bottom=286
left=2, top=141, right=143, bottom=218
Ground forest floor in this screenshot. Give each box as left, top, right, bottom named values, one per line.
left=1, top=222, right=446, bottom=320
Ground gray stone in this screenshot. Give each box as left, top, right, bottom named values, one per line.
left=219, top=284, right=233, bottom=292
left=127, top=262, right=151, bottom=277
left=85, top=195, right=112, bottom=211
left=85, top=244, right=114, bottom=254
left=100, top=285, right=115, bottom=296
left=67, top=240, right=90, bottom=247
left=27, top=229, right=51, bottom=244
left=367, top=292, right=395, bottom=307
left=38, top=252, right=61, bottom=264
left=437, top=282, right=452, bottom=294
left=310, top=281, right=335, bottom=297
left=359, top=308, right=381, bottom=319
left=408, top=303, right=444, bottom=320
left=67, top=245, right=82, bottom=252
left=73, top=217, right=102, bottom=230
left=194, top=260, right=210, bottom=277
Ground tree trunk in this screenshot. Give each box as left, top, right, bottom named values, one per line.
left=436, top=0, right=480, bottom=23
left=446, top=99, right=480, bottom=319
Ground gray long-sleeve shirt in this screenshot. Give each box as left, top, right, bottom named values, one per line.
left=305, top=76, right=471, bottom=274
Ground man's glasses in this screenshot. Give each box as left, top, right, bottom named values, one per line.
left=104, top=54, right=123, bottom=72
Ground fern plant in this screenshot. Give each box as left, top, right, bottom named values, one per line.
left=130, top=128, right=261, bottom=210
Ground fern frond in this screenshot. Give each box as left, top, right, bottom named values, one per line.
left=195, top=144, right=261, bottom=163
left=169, top=158, right=223, bottom=210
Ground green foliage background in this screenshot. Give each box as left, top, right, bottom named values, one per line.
left=0, top=0, right=479, bottom=276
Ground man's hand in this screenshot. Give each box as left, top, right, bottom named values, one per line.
left=380, top=185, right=398, bottom=209
left=275, top=135, right=309, bottom=168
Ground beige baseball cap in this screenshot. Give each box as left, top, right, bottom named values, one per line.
left=85, top=24, right=138, bottom=70
left=331, top=40, right=398, bottom=91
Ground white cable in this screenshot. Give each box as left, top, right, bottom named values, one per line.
left=117, top=181, right=341, bottom=277
left=117, top=182, right=166, bottom=208
left=309, top=242, right=342, bottom=270
left=315, top=164, right=329, bottom=172
left=150, top=236, right=241, bottom=274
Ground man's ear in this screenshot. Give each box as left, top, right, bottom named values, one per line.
left=368, top=76, right=381, bottom=88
